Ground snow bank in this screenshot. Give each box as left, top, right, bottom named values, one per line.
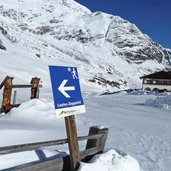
left=6, top=98, right=64, bottom=127
left=145, top=94, right=171, bottom=110
left=78, top=149, right=140, bottom=171
left=10, top=98, right=55, bottom=118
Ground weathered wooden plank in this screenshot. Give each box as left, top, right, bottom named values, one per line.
left=30, top=77, right=40, bottom=99
left=0, top=139, right=67, bottom=155
left=6, top=84, right=43, bottom=88
left=14, top=147, right=104, bottom=171
left=78, top=133, right=105, bottom=141
left=86, top=126, right=109, bottom=150
left=1, top=76, right=14, bottom=113
left=0, top=133, right=105, bottom=155
left=65, top=115, right=80, bottom=171
left=0, top=126, right=109, bottom=171
left=15, top=157, right=64, bottom=171
left=80, top=146, right=104, bottom=160
left=84, top=126, right=109, bottom=161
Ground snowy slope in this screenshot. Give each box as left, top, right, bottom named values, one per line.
left=0, top=0, right=171, bottom=93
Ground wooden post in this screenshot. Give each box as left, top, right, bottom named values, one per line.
left=30, top=77, right=40, bottom=99
left=84, top=126, right=109, bottom=161
left=65, top=115, right=80, bottom=171
left=1, top=76, right=14, bottom=113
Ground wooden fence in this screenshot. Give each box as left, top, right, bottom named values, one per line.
left=0, top=126, right=108, bottom=171
left=0, top=76, right=42, bottom=113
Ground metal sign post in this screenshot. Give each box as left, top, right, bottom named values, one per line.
left=49, top=66, right=86, bottom=171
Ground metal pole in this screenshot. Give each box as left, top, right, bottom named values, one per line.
left=13, top=90, right=17, bottom=105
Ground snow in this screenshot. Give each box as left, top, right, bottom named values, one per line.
left=78, top=149, right=140, bottom=171
left=0, top=91, right=171, bottom=171
left=145, top=93, right=171, bottom=110
left=0, top=0, right=171, bottom=170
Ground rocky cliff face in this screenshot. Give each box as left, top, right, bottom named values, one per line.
left=0, top=0, right=170, bottom=91
left=104, top=16, right=171, bottom=64
left=0, top=39, right=6, bottom=50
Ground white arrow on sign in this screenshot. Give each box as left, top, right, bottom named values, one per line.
left=58, top=79, right=75, bottom=98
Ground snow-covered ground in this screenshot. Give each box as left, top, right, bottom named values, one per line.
left=145, top=93, right=171, bottom=110
left=78, top=149, right=140, bottom=171
left=0, top=90, right=171, bottom=171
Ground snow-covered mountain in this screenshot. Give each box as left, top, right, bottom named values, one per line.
left=0, top=0, right=171, bottom=92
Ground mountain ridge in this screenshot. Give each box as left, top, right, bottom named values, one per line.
left=0, top=0, right=170, bottom=92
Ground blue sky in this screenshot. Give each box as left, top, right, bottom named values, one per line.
left=75, top=0, right=171, bottom=49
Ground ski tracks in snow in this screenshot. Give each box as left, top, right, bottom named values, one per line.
left=112, top=129, right=171, bottom=171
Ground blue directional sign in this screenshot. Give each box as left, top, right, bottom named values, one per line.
left=49, top=66, right=86, bottom=117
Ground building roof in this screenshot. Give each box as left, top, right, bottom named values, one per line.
left=140, top=70, right=171, bottom=79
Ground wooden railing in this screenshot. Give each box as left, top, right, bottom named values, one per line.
left=0, top=126, right=108, bottom=171
left=0, top=76, right=42, bottom=113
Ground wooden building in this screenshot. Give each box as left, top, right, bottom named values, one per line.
left=140, top=70, right=171, bottom=92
